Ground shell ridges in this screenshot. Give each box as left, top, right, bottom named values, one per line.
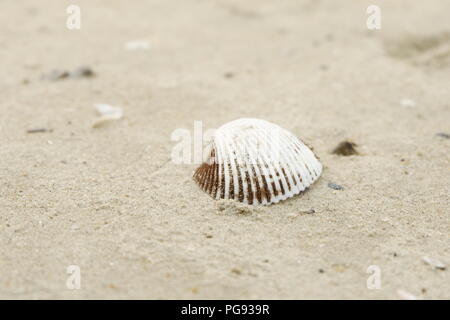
left=193, top=118, right=322, bottom=205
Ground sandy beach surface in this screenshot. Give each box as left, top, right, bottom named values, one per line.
left=1, top=0, right=449, bottom=299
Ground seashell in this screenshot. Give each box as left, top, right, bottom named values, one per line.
left=193, top=118, right=322, bottom=205
left=422, top=256, right=446, bottom=270
left=92, top=103, right=123, bottom=128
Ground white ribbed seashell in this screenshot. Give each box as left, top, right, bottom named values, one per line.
left=193, top=118, right=322, bottom=205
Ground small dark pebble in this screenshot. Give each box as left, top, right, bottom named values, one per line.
left=328, top=182, right=344, bottom=190
left=318, top=269, right=325, bottom=273
left=224, top=72, right=234, bottom=79
left=43, top=66, right=95, bottom=81
left=27, top=128, right=48, bottom=134
left=231, top=268, right=242, bottom=275
left=302, top=209, right=315, bottom=214
left=45, top=70, right=69, bottom=81
left=70, top=66, right=95, bottom=78
left=332, top=141, right=359, bottom=156
left=435, top=132, right=450, bottom=139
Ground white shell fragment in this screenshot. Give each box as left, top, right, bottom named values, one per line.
left=400, top=98, right=416, bottom=108
left=193, top=118, right=322, bottom=205
left=422, top=256, right=446, bottom=270
left=125, top=40, right=151, bottom=51
left=397, top=289, right=418, bottom=300
left=92, top=103, right=123, bottom=128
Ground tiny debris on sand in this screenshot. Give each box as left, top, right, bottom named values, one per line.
left=397, top=289, right=418, bottom=300
left=125, top=40, right=151, bottom=51
left=332, top=141, right=359, bottom=156
left=70, top=66, right=95, bottom=78
left=42, top=66, right=95, bottom=81
left=287, top=209, right=315, bottom=218
left=435, top=132, right=450, bottom=139
left=26, top=128, right=48, bottom=134
left=422, top=256, right=446, bottom=270
left=231, top=268, right=242, bottom=275
left=332, top=264, right=347, bottom=273
left=216, top=199, right=256, bottom=215
left=92, top=104, right=124, bottom=128
left=328, top=182, right=344, bottom=190
left=43, top=70, right=69, bottom=81
left=400, top=98, right=416, bottom=108
left=224, top=72, right=235, bottom=79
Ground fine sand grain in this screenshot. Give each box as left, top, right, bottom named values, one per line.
left=1, top=0, right=449, bottom=299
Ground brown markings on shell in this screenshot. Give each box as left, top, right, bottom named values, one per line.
left=259, top=173, right=271, bottom=203
left=220, top=163, right=225, bottom=199
left=290, top=172, right=298, bottom=185
left=205, top=161, right=215, bottom=194
left=206, top=149, right=217, bottom=195
left=235, top=161, right=244, bottom=203
left=203, top=160, right=211, bottom=189
left=267, top=173, right=277, bottom=197
left=228, top=164, right=235, bottom=199
left=251, top=167, right=262, bottom=204
left=271, top=168, right=287, bottom=197
left=193, top=162, right=207, bottom=189
left=195, top=142, right=317, bottom=204
left=193, top=148, right=219, bottom=197
left=196, top=158, right=304, bottom=203
left=201, top=164, right=209, bottom=189
left=276, top=169, right=286, bottom=195
left=245, top=170, right=253, bottom=204
left=281, top=168, right=291, bottom=191
left=211, top=158, right=219, bottom=198
left=201, top=159, right=210, bottom=190
left=271, top=181, right=278, bottom=197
